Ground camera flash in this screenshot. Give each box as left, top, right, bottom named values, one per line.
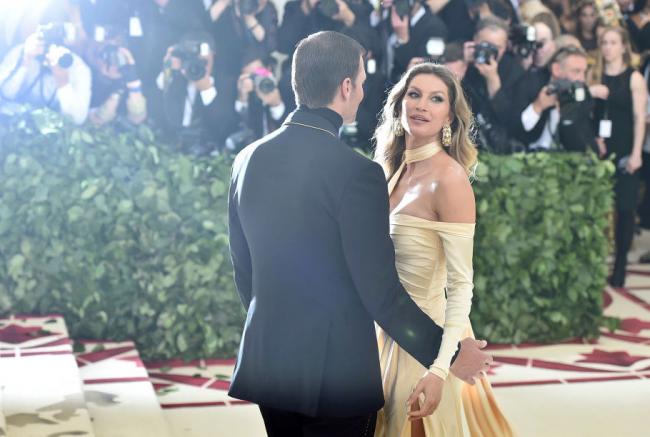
left=94, top=26, right=106, bottom=42
left=367, top=59, right=376, bottom=75
left=200, top=43, right=210, bottom=57
left=426, top=38, right=445, bottom=57
left=63, top=22, right=76, bottom=42
left=575, top=87, right=585, bottom=102
left=526, top=26, right=536, bottom=42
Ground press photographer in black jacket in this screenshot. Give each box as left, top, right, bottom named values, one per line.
left=462, top=16, right=527, bottom=153
left=157, top=32, right=237, bottom=155
left=516, top=45, right=605, bottom=152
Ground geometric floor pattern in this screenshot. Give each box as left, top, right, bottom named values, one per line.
left=148, top=267, right=650, bottom=437
left=3, top=244, right=650, bottom=436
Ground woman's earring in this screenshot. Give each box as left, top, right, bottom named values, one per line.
left=442, top=124, right=452, bottom=147
left=394, top=120, right=404, bottom=137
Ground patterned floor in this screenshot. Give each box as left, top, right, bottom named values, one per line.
left=144, top=268, right=650, bottom=437
left=2, top=251, right=650, bottom=436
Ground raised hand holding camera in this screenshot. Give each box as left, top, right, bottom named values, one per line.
left=391, top=6, right=409, bottom=43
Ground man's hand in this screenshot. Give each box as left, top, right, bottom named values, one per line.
left=627, top=153, right=642, bottom=174
left=332, top=0, right=356, bottom=27
left=164, top=47, right=182, bottom=71
left=406, top=372, right=444, bottom=420
left=391, top=7, right=409, bottom=44
left=23, top=33, right=45, bottom=66
left=450, top=338, right=492, bottom=384
left=533, top=86, right=558, bottom=114
left=237, top=73, right=255, bottom=102
left=589, top=84, right=609, bottom=100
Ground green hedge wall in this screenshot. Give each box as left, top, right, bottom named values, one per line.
left=0, top=109, right=244, bottom=360
left=472, top=153, right=616, bottom=343
left=0, top=110, right=615, bottom=360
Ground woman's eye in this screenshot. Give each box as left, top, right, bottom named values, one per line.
left=432, top=96, right=444, bottom=103
left=407, top=91, right=419, bottom=98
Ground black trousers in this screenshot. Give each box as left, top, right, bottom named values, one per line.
left=612, top=169, right=641, bottom=285
left=259, top=406, right=377, bottom=437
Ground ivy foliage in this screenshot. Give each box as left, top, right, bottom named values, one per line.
left=472, top=153, right=616, bottom=343
left=0, top=110, right=615, bottom=359
left=0, top=109, right=244, bottom=360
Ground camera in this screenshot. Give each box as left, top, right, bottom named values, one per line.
left=168, top=41, right=209, bottom=82
left=100, top=44, right=128, bottom=69
left=250, top=67, right=277, bottom=94
left=473, top=41, right=499, bottom=65
left=317, top=0, right=339, bottom=17
left=394, top=0, right=414, bottom=18
left=546, top=79, right=587, bottom=103
left=510, top=24, right=541, bottom=58
left=236, top=0, right=259, bottom=16
left=37, top=23, right=74, bottom=69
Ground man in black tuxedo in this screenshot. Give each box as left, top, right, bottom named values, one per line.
left=515, top=45, right=600, bottom=152
left=228, top=31, right=491, bottom=436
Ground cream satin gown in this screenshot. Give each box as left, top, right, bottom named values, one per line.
left=375, top=142, right=514, bottom=437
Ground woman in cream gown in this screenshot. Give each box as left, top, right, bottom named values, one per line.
left=373, top=63, right=514, bottom=437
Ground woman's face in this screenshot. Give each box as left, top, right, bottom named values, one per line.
left=400, top=73, right=451, bottom=143
left=600, top=30, right=626, bottom=63
left=534, top=23, right=556, bottom=67
left=578, top=5, right=598, bottom=32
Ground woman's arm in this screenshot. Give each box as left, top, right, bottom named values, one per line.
left=428, top=164, right=476, bottom=380
left=627, top=71, right=648, bottom=173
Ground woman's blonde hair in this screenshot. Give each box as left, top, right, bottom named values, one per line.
left=589, top=26, right=637, bottom=85
left=373, top=63, right=477, bottom=179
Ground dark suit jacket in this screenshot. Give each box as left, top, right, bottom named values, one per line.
left=228, top=107, right=446, bottom=417
left=162, top=71, right=238, bottom=150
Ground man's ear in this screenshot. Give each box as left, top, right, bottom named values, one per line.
left=550, top=62, right=560, bottom=78
left=341, top=77, right=352, bottom=100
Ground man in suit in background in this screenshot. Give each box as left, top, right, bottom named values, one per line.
left=228, top=30, right=491, bottom=436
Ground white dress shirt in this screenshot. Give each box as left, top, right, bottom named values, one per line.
left=0, top=44, right=91, bottom=124
left=521, top=103, right=559, bottom=150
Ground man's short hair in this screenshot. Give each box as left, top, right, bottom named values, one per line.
left=440, top=42, right=465, bottom=64
left=548, top=45, right=588, bottom=66
left=474, top=16, right=510, bottom=38
left=292, top=31, right=364, bottom=108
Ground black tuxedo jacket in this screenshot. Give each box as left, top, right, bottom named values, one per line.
left=162, top=72, right=238, bottom=149
left=228, top=107, right=446, bottom=417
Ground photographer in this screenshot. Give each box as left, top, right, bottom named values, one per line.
left=209, top=0, right=279, bottom=78
left=518, top=45, right=600, bottom=152
left=87, top=36, right=147, bottom=127
left=157, top=32, right=237, bottom=155
left=230, top=51, right=286, bottom=150
left=386, top=0, right=448, bottom=83
left=278, top=0, right=373, bottom=60
left=462, top=17, right=527, bottom=152
left=0, top=23, right=91, bottom=124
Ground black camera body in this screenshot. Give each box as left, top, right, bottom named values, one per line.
left=317, top=0, right=340, bottom=17
left=100, top=44, right=128, bottom=70
left=37, top=23, right=74, bottom=69
left=510, top=24, right=541, bottom=58
left=237, top=0, right=260, bottom=16
left=250, top=73, right=276, bottom=95
left=546, top=79, right=587, bottom=103
left=474, top=41, right=499, bottom=65
left=169, top=41, right=209, bottom=82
